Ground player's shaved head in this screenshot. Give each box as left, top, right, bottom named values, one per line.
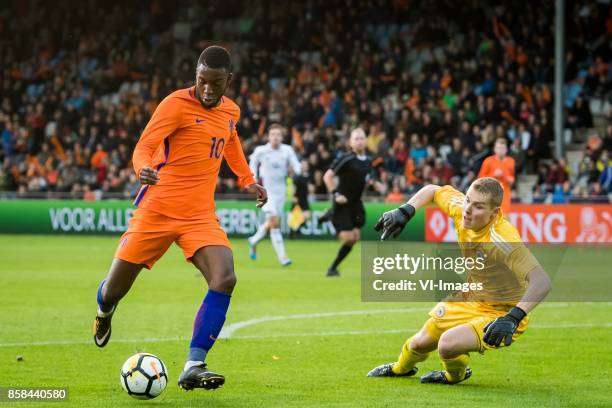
left=198, top=46, right=232, bottom=71
left=349, top=127, right=367, bottom=155
left=350, top=127, right=366, bottom=140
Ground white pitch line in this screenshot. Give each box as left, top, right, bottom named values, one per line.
left=1, top=304, right=610, bottom=348
left=219, top=307, right=430, bottom=338
left=218, top=302, right=608, bottom=338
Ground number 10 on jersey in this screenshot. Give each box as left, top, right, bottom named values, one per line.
left=210, top=137, right=225, bottom=159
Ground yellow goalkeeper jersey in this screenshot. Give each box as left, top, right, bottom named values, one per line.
left=433, top=185, right=540, bottom=308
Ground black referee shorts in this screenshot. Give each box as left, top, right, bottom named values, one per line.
left=331, top=200, right=365, bottom=232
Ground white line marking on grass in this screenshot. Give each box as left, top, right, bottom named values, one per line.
left=220, top=302, right=610, bottom=338
left=1, top=304, right=610, bottom=348
left=219, top=307, right=430, bottom=338
left=0, top=308, right=425, bottom=348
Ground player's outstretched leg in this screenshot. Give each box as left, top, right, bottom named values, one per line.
left=368, top=328, right=437, bottom=377
left=93, top=259, right=142, bottom=347
left=420, top=324, right=477, bottom=384
left=179, top=246, right=235, bottom=391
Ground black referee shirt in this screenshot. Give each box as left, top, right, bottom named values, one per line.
left=329, top=152, right=373, bottom=202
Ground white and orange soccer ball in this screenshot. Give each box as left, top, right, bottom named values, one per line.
left=120, top=353, right=168, bottom=399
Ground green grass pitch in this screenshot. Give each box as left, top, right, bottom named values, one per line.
left=1, top=235, right=610, bottom=407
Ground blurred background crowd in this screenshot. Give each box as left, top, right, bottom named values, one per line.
left=0, top=0, right=610, bottom=203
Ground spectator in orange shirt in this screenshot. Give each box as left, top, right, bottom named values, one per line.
left=478, top=138, right=515, bottom=213
left=90, top=143, right=108, bottom=170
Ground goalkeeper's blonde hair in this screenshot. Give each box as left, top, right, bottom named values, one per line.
left=471, top=177, right=503, bottom=208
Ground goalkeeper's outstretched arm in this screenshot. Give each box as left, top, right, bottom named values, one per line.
left=405, top=184, right=441, bottom=210
left=374, top=184, right=441, bottom=240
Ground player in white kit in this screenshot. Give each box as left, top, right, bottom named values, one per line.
left=248, top=124, right=301, bottom=266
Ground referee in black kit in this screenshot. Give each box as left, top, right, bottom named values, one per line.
left=320, top=127, right=381, bottom=277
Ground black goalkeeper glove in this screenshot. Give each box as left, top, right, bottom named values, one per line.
left=483, top=306, right=527, bottom=347
left=373, top=203, right=416, bottom=241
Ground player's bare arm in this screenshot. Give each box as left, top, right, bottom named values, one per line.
left=375, top=184, right=441, bottom=240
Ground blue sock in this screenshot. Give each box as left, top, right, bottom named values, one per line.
left=188, top=289, right=231, bottom=363
left=96, top=279, right=114, bottom=313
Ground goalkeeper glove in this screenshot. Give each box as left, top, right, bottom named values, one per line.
left=483, top=306, right=527, bottom=347
left=374, top=203, right=416, bottom=241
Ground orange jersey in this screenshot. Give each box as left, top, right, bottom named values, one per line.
left=132, top=87, right=255, bottom=220
left=478, top=155, right=515, bottom=212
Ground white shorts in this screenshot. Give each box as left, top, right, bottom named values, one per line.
left=262, top=194, right=285, bottom=218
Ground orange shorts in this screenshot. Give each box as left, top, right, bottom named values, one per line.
left=115, top=208, right=231, bottom=269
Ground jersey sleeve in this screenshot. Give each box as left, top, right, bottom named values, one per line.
left=329, top=152, right=351, bottom=174
left=504, top=244, right=541, bottom=281
left=132, top=96, right=181, bottom=177
left=433, top=185, right=464, bottom=224
left=225, top=112, right=256, bottom=188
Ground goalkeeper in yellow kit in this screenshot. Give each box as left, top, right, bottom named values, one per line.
left=368, top=178, right=551, bottom=384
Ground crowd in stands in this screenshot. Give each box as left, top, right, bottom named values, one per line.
left=0, top=0, right=610, bottom=204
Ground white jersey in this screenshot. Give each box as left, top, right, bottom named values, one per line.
left=249, top=143, right=301, bottom=197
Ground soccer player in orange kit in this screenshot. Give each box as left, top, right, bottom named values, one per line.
left=478, top=138, right=515, bottom=213
left=91, top=46, right=267, bottom=391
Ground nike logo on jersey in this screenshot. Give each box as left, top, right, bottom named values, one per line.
left=195, top=118, right=205, bottom=123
